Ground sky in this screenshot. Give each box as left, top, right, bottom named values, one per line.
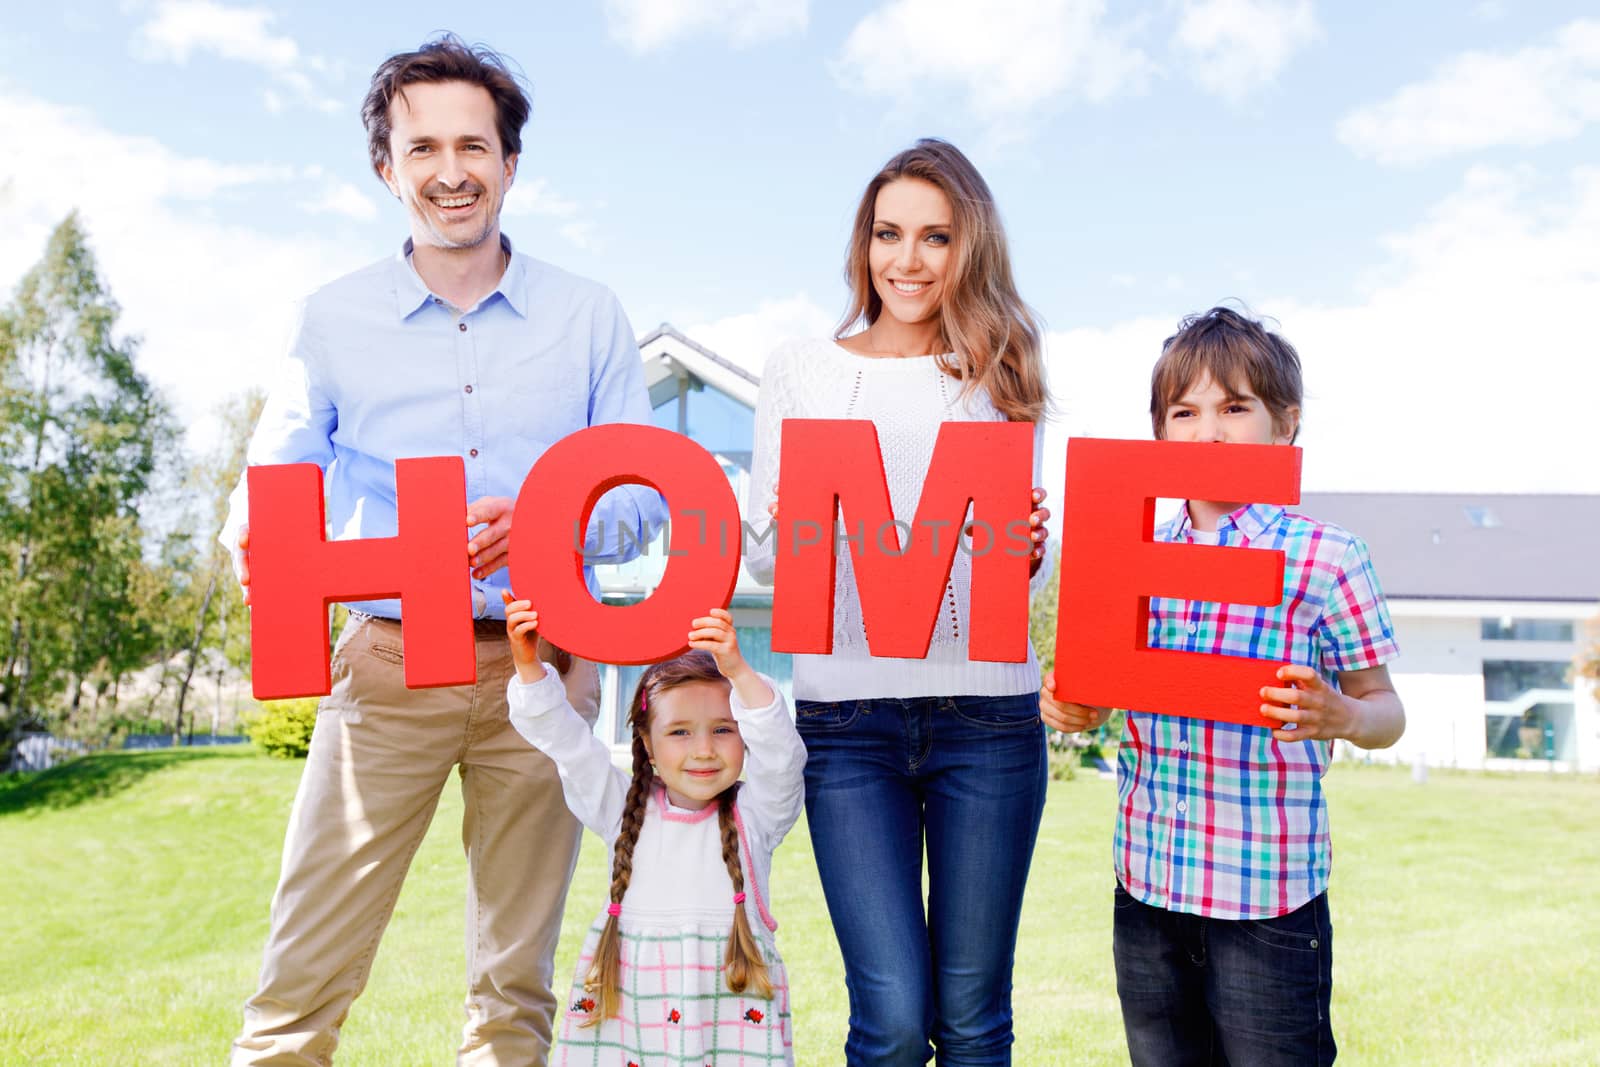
left=2, top=0, right=1597, bottom=505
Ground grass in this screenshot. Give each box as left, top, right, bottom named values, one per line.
left=2, top=749, right=1597, bottom=1065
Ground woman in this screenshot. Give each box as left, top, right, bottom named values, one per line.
left=745, top=139, right=1052, bottom=1066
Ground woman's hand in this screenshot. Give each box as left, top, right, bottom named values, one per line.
left=1028, top=487, right=1050, bottom=575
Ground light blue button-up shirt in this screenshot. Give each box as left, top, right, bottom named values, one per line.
left=222, top=237, right=668, bottom=619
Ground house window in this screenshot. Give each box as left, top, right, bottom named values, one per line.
left=1481, top=660, right=1570, bottom=702
left=1480, top=618, right=1575, bottom=642
left=1485, top=702, right=1577, bottom=761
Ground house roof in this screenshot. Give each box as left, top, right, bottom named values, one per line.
left=1294, top=492, right=1600, bottom=603
left=637, top=323, right=760, bottom=410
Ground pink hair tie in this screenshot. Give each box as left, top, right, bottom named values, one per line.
left=607, top=902, right=621, bottom=917
left=733, top=892, right=746, bottom=905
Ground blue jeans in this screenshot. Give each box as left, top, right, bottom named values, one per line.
left=1113, top=885, right=1336, bottom=1066
left=796, top=693, right=1048, bottom=1067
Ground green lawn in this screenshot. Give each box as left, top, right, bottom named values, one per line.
left=2, top=749, right=1596, bottom=1065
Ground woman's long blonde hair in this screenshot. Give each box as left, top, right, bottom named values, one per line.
left=579, top=651, right=772, bottom=1025
left=838, top=137, right=1048, bottom=423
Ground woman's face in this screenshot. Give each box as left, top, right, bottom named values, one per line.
left=867, top=177, right=953, bottom=326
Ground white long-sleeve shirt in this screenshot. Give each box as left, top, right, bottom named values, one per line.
left=506, top=667, right=804, bottom=934
left=745, top=338, right=1052, bottom=702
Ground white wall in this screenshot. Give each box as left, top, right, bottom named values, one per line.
left=1382, top=614, right=1488, bottom=769
left=1370, top=600, right=1600, bottom=773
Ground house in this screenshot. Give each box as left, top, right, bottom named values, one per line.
left=588, top=326, right=788, bottom=747
left=592, top=327, right=1600, bottom=774
left=1297, top=493, right=1600, bottom=773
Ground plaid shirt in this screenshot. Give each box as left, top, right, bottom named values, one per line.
left=1113, top=503, right=1399, bottom=920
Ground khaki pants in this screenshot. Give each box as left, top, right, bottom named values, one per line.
left=231, top=616, right=600, bottom=1066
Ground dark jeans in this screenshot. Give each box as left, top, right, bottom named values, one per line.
left=796, top=693, right=1048, bottom=1067
left=1113, top=884, right=1336, bottom=1066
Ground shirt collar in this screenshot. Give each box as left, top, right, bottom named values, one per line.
left=1169, top=501, right=1286, bottom=541
left=391, top=234, right=527, bottom=320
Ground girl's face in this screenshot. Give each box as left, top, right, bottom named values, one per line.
left=642, top=681, right=745, bottom=810
left=867, top=177, right=953, bottom=327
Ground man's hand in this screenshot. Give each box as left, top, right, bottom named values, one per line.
left=235, top=525, right=252, bottom=605
left=467, top=496, right=515, bottom=580
left=1039, top=671, right=1110, bottom=733
left=501, top=589, right=547, bottom=684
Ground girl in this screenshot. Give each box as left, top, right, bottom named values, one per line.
left=745, top=138, right=1053, bottom=1065
left=502, top=592, right=805, bottom=1066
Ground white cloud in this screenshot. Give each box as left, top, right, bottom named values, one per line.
left=504, top=177, right=598, bottom=249
left=132, top=0, right=342, bottom=113
left=605, top=0, right=807, bottom=53
left=302, top=180, right=379, bottom=221
left=503, top=178, right=580, bottom=219
left=1044, top=164, right=1600, bottom=494
left=559, top=221, right=597, bottom=250
left=1173, top=0, right=1320, bottom=102
left=684, top=294, right=836, bottom=378
left=1337, top=18, right=1600, bottom=166
left=0, top=91, right=369, bottom=454
left=833, top=0, right=1152, bottom=121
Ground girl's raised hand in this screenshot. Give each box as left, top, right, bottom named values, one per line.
left=689, top=608, right=773, bottom=708
left=501, top=589, right=547, bottom=683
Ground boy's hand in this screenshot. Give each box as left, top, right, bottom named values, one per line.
left=690, top=608, right=773, bottom=708
left=1039, top=671, right=1110, bottom=733
left=501, top=589, right=547, bottom=684
left=1259, top=665, right=1352, bottom=743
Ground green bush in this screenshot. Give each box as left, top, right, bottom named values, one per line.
left=244, top=699, right=320, bottom=759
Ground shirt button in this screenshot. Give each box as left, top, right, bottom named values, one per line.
left=1176, top=800, right=1188, bottom=814
left=1187, top=623, right=1198, bottom=635
left=469, top=448, right=479, bottom=457
left=464, top=384, right=473, bottom=394
left=1178, top=740, right=1189, bottom=752
left=458, top=322, right=468, bottom=332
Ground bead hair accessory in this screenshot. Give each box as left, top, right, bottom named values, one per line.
left=733, top=892, right=746, bottom=905
left=607, top=902, right=621, bottom=917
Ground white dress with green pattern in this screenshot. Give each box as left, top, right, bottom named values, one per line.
left=506, top=668, right=804, bottom=1066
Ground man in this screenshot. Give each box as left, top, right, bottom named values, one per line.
left=222, top=35, right=667, bottom=1066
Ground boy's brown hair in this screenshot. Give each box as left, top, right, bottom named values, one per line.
left=1150, top=306, right=1303, bottom=443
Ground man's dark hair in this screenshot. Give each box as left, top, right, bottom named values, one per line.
left=361, top=34, right=531, bottom=176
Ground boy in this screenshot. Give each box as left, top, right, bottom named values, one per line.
left=1042, top=306, right=1404, bottom=1066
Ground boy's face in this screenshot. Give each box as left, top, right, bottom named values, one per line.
left=1162, top=372, right=1296, bottom=446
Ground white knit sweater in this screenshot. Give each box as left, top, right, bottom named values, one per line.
left=745, top=337, right=1051, bottom=702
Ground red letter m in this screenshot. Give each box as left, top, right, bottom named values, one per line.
left=770, top=419, right=1033, bottom=662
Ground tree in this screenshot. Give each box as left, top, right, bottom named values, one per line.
left=170, top=389, right=263, bottom=743
left=0, top=214, right=177, bottom=761
left=1029, top=546, right=1061, bottom=677
left=1578, top=615, right=1600, bottom=700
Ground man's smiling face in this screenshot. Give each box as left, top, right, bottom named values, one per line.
left=379, top=79, right=515, bottom=252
